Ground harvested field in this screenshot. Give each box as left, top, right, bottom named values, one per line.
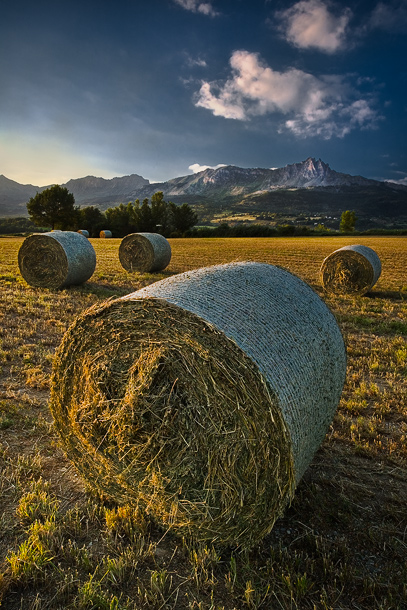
left=0, top=236, right=406, bottom=609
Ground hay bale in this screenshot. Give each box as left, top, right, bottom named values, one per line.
left=100, top=230, right=112, bottom=238
left=78, top=229, right=89, bottom=238
left=50, top=262, right=346, bottom=547
left=119, top=232, right=172, bottom=273
left=320, top=244, right=381, bottom=295
left=18, top=231, right=96, bottom=289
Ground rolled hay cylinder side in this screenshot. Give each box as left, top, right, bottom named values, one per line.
left=18, top=231, right=96, bottom=289
left=78, top=229, right=89, bottom=238
left=50, top=262, right=346, bottom=547
left=119, top=232, right=172, bottom=273
left=320, top=244, right=381, bottom=295
left=100, top=230, right=112, bottom=238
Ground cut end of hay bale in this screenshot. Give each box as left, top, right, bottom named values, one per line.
left=50, top=262, right=346, bottom=547
left=320, top=244, right=381, bottom=295
left=50, top=297, right=295, bottom=548
left=18, top=231, right=96, bottom=289
left=119, top=232, right=172, bottom=273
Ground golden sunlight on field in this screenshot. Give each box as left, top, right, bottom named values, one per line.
left=0, top=235, right=406, bottom=609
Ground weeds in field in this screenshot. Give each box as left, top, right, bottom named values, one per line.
left=1, top=237, right=406, bottom=609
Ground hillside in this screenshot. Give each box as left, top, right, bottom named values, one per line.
left=1, top=158, right=406, bottom=228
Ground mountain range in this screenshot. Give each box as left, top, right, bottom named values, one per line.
left=1, top=158, right=406, bottom=228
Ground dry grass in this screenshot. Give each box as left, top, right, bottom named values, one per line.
left=0, top=235, right=406, bottom=609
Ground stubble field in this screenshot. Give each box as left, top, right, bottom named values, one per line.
left=0, top=236, right=406, bottom=610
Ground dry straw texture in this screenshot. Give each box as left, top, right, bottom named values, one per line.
left=119, top=232, right=172, bottom=273
left=18, top=231, right=96, bottom=289
left=50, top=262, right=346, bottom=547
left=100, top=230, right=112, bottom=238
left=77, top=229, right=89, bottom=238
left=320, top=244, right=382, bottom=295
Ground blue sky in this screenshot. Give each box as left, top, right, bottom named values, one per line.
left=1, top=0, right=406, bottom=186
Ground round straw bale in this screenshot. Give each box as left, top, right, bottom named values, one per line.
left=119, top=232, right=172, bottom=273
left=78, top=229, right=89, bottom=238
left=18, top=231, right=96, bottom=289
left=320, top=244, right=381, bottom=295
left=50, top=262, right=346, bottom=547
left=100, top=230, right=112, bottom=238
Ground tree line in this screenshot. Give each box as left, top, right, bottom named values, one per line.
left=25, top=185, right=198, bottom=237
left=3, top=185, right=401, bottom=237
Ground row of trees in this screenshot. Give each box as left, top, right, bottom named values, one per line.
left=26, top=186, right=198, bottom=237
left=25, top=185, right=359, bottom=237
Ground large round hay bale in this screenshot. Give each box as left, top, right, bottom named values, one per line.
left=119, top=232, right=172, bottom=273
left=78, top=229, right=89, bottom=238
left=100, top=230, right=112, bottom=238
left=320, top=244, right=381, bottom=295
left=18, top=231, right=96, bottom=289
left=50, top=262, right=346, bottom=547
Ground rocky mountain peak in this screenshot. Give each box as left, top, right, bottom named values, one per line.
left=303, top=157, right=328, bottom=175
left=1, top=158, right=404, bottom=222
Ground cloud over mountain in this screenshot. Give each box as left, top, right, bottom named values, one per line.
left=194, top=50, right=381, bottom=137
left=276, top=0, right=352, bottom=53
left=189, top=163, right=227, bottom=173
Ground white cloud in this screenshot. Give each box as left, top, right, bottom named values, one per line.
left=189, top=163, right=227, bottom=173
left=173, top=0, right=219, bottom=17
left=194, top=50, right=382, bottom=139
left=388, top=177, right=407, bottom=185
left=195, top=81, right=247, bottom=119
left=276, top=0, right=352, bottom=53
left=185, top=55, right=208, bottom=68
left=385, top=168, right=407, bottom=185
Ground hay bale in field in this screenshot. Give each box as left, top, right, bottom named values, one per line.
left=50, top=262, right=346, bottom=547
left=78, top=229, right=89, bottom=238
left=100, top=230, right=112, bottom=238
left=18, top=231, right=96, bottom=289
left=320, top=244, right=381, bottom=295
left=119, top=232, right=171, bottom=273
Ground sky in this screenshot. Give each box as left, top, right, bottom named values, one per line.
left=1, top=0, right=406, bottom=186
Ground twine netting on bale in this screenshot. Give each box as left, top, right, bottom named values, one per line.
left=18, top=231, right=96, bottom=289
left=321, top=244, right=381, bottom=295
left=119, top=232, right=172, bottom=273
left=78, top=229, right=89, bottom=238
left=100, top=230, right=112, bottom=238
left=50, top=262, right=346, bottom=548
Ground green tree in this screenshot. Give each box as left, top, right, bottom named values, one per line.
left=78, top=206, right=106, bottom=237
left=26, top=185, right=77, bottom=230
left=105, top=202, right=136, bottom=237
left=169, top=202, right=198, bottom=234
left=150, top=191, right=170, bottom=234
left=133, top=198, right=155, bottom=232
left=340, top=210, right=357, bottom=232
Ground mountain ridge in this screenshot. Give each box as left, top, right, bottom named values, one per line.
left=1, top=158, right=406, bottom=228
